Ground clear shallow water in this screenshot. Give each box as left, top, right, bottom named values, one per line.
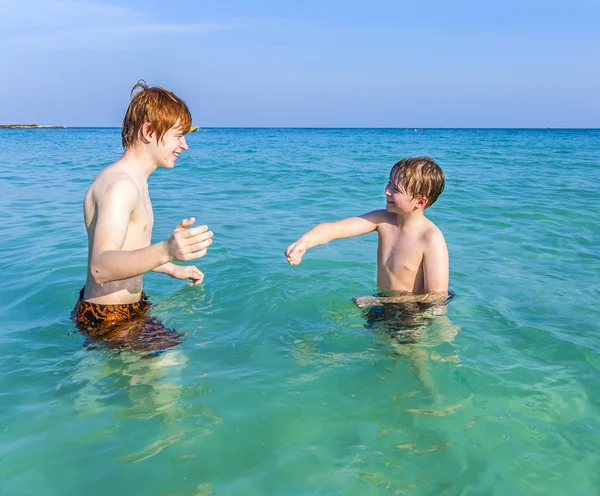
left=0, top=128, right=599, bottom=495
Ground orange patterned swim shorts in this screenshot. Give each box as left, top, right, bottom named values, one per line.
left=72, top=288, right=183, bottom=353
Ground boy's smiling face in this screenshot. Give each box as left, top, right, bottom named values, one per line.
left=384, top=168, right=429, bottom=214
left=142, top=119, right=188, bottom=169
left=384, top=180, right=418, bottom=214
left=154, top=120, right=189, bottom=169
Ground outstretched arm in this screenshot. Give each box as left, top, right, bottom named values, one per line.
left=285, top=211, right=385, bottom=265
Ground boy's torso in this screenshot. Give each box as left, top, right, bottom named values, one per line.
left=83, top=165, right=153, bottom=304
left=375, top=211, right=437, bottom=293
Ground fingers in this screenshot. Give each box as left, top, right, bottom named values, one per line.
left=168, top=224, right=214, bottom=262
left=353, top=296, right=366, bottom=307
left=171, top=224, right=209, bottom=240
left=179, top=236, right=213, bottom=261
left=190, top=266, right=205, bottom=280
left=179, top=248, right=209, bottom=261
left=175, top=217, right=196, bottom=231
left=285, top=242, right=305, bottom=265
left=286, top=254, right=302, bottom=265
left=181, top=237, right=213, bottom=255
left=185, top=267, right=205, bottom=286
left=353, top=296, right=378, bottom=308
left=284, top=243, right=296, bottom=258
left=180, top=225, right=209, bottom=238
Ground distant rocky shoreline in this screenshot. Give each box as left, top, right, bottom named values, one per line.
left=0, top=124, right=66, bottom=129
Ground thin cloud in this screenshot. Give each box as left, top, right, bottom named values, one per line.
left=2, top=0, right=239, bottom=51
left=1, top=0, right=146, bottom=31
left=12, top=22, right=238, bottom=51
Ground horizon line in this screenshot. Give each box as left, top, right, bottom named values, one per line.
left=5, top=126, right=598, bottom=130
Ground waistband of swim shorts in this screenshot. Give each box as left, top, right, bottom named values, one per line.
left=72, top=287, right=151, bottom=327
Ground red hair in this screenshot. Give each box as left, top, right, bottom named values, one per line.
left=121, top=81, right=192, bottom=149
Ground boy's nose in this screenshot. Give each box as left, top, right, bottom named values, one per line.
left=181, top=137, right=188, bottom=150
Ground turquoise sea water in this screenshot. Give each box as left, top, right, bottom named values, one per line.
left=1, top=128, right=599, bottom=495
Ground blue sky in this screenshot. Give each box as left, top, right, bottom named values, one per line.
left=1, top=0, right=598, bottom=127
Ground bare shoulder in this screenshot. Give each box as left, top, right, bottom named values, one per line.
left=90, top=166, right=140, bottom=204
left=360, top=209, right=396, bottom=226
left=422, top=219, right=447, bottom=248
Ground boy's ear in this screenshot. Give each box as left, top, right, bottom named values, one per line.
left=141, top=122, right=155, bottom=143
left=416, top=196, right=428, bottom=209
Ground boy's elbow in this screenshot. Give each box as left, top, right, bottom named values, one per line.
left=90, top=261, right=109, bottom=284
left=91, top=270, right=108, bottom=285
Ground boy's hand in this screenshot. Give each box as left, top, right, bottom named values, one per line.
left=352, top=296, right=379, bottom=308
left=285, top=240, right=308, bottom=265
left=169, top=264, right=205, bottom=286
left=167, top=217, right=214, bottom=262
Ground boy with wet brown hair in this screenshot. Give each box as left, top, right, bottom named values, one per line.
left=285, top=156, right=449, bottom=306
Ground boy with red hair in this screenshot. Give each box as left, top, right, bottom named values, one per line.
left=72, top=81, right=213, bottom=351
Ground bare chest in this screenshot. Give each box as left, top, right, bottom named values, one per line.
left=84, top=188, right=154, bottom=246
left=378, top=233, right=423, bottom=273
left=129, top=194, right=153, bottom=244
left=376, top=227, right=425, bottom=291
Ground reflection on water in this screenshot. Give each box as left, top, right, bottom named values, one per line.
left=72, top=347, right=223, bottom=465
left=157, top=483, right=225, bottom=496
left=288, top=298, right=461, bottom=404
left=277, top=298, right=470, bottom=494
left=73, top=348, right=189, bottom=418
left=364, top=299, right=461, bottom=401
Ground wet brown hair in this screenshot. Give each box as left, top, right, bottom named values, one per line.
left=389, top=156, right=445, bottom=208
left=121, top=80, right=192, bottom=149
